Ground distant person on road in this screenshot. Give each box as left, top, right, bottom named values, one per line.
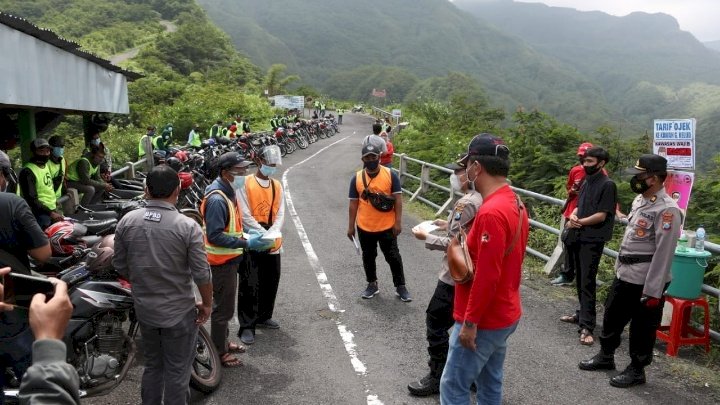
left=579, top=154, right=682, bottom=389
left=347, top=143, right=411, bottom=302
left=379, top=132, right=394, bottom=168
left=362, top=123, right=388, bottom=156
left=337, top=107, right=344, bottom=125
left=237, top=145, right=286, bottom=345
left=320, top=102, right=326, bottom=118
left=559, top=147, right=617, bottom=346
left=113, top=165, right=213, bottom=405
left=407, top=161, right=482, bottom=397
left=439, top=134, right=529, bottom=405
left=551, top=141, right=594, bottom=286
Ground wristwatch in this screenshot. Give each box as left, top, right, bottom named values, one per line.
left=464, top=320, right=475, bottom=328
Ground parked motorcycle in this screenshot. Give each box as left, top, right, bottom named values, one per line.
left=351, top=104, right=364, bottom=113
left=2, top=233, right=221, bottom=400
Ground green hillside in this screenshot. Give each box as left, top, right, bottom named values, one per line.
left=197, top=0, right=618, bottom=130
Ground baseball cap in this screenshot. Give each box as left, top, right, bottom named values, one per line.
left=217, top=152, right=251, bottom=170
left=445, top=162, right=464, bottom=171
left=457, top=133, right=509, bottom=166
left=49, top=135, right=65, bottom=147
left=0, top=150, right=11, bottom=170
left=577, top=142, right=593, bottom=156
left=31, top=138, right=51, bottom=150
left=625, top=154, right=668, bottom=175
left=362, top=143, right=380, bottom=157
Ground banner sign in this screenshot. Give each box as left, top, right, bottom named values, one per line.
left=652, top=118, right=696, bottom=170
left=371, top=88, right=386, bottom=98
left=273, top=95, right=305, bottom=110
left=663, top=170, right=694, bottom=228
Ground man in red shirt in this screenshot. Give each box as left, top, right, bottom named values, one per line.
left=551, top=142, right=593, bottom=286
left=379, top=132, right=394, bottom=168
left=439, top=134, right=529, bottom=405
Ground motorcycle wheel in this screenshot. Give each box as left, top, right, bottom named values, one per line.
left=190, top=325, right=222, bottom=394
left=297, top=135, right=309, bottom=149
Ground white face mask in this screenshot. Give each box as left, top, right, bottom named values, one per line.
left=450, top=174, right=461, bottom=191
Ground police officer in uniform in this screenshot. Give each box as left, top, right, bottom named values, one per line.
left=407, top=161, right=482, bottom=396
left=579, top=154, right=682, bottom=388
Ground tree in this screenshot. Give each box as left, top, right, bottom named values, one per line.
left=263, top=64, right=300, bottom=96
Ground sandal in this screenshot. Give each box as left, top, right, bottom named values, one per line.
left=560, top=314, right=578, bottom=324
left=228, top=342, right=246, bottom=354
left=579, top=329, right=594, bottom=346
left=221, top=353, right=243, bottom=368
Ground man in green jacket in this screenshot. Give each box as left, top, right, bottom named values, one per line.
left=19, top=138, right=63, bottom=229
left=66, top=146, right=113, bottom=206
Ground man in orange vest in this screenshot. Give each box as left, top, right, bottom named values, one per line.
left=200, top=152, right=272, bottom=367
left=237, top=145, right=285, bottom=345
left=347, top=143, right=411, bottom=302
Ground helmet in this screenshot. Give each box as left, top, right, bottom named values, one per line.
left=577, top=142, right=593, bottom=156
left=175, top=150, right=189, bottom=162
left=166, top=157, right=184, bottom=172
left=178, top=172, right=193, bottom=189
left=46, top=221, right=87, bottom=256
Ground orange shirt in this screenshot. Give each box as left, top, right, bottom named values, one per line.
left=354, top=167, right=396, bottom=232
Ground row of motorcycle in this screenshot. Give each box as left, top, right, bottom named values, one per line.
left=3, top=118, right=340, bottom=401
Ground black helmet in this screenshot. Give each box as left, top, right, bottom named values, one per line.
left=166, top=157, right=184, bottom=173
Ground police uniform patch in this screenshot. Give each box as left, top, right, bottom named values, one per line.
left=637, top=219, right=648, bottom=228
left=636, top=228, right=646, bottom=237
left=662, top=212, right=673, bottom=231
left=144, top=211, right=162, bottom=222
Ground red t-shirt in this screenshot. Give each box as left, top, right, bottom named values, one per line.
left=563, top=165, right=585, bottom=218
left=380, top=140, right=394, bottom=165
left=453, top=184, right=529, bottom=329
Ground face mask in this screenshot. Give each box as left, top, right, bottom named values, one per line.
left=630, top=175, right=652, bottom=194
left=583, top=164, right=600, bottom=176
left=34, top=154, right=49, bottom=164
left=364, top=160, right=379, bottom=170
left=52, top=147, right=64, bottom=157
left=260, top=164, right=277, bottom=177
left=466, top=163, right=478, bottom=191
left=231, top=175, right=246, bottom=190
left=92, top=138, right=101, bottom=146
left=450, top=173, right=462, bottom=191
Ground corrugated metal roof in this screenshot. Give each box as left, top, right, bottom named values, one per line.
left=0, top=11, right=142, bottom=81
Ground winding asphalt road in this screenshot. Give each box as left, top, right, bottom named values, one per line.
left=85, top=113, right=718, bottom=404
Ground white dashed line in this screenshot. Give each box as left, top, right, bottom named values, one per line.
left=282, top=134, right=384, bottom=405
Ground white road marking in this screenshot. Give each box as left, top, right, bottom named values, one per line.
left=282, top=134, right=384, bottom=405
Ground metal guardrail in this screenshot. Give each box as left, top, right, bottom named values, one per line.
left=111, top=158, right=148, bottom=179
left=392, top=152, right=720, bottom=343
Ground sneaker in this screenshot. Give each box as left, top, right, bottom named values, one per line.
left=407, top=373, right=440, bottom=396
left=239, top=329, right=255, bottom=345
left=361, top=282, right=380, bottom=299
left=550, top=275, right=572, bottom=286
left=396, top=285, right=412, bottom=302
left=257, top=319, right=280, bottom=329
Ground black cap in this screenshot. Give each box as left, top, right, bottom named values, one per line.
left=626, top=154, right=667, bottom=175
left=445, top=162, right=464, bottom=171
left=48, top=135, right=65, bottom=147
left=30, top=138, right=51, bottom=150
left=217, top=152, right=251, bottom=170
left=362, top=143, right=380, bottom=157
left=457, top=133, right=509, bottom=166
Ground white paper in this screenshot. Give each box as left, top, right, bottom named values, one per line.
left=351, top=235, right=361, bottom=255
left=261, top=230, right=282, bottom=241
left=412, top=220, right=439, bottom=234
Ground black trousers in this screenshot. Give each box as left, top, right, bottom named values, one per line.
left=425, top=280, right=455, bottom=377
left=357, top=227, right=405, bottom=287
left=237, top=251, right=281, bottom=335
left=599, top=277, right=667, bottom=369
left=567, top=240, right=605, bottom=333
left=559, top=240, right=575, bottom=281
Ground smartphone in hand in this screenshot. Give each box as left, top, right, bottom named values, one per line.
left=1, top=272, right=55, bottom=308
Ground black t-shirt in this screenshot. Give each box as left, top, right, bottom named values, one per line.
left=0, top=192, right=49, bottom=273
left=576, top=172, right=617, bottom=242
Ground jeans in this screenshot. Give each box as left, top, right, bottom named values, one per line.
left=567, top=240, right=605, bottom=333
left=440, top=321, right=518, bottom=405
left=139, top=310, right=198, bottom=405
left=210, top=261, right=238, bottom=355
left=357, top=227, right=405, bottom=287
left=238, top=252, right=281, bottom=334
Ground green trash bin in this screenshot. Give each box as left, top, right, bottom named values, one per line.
left=666, top=248, right=711, bottom=299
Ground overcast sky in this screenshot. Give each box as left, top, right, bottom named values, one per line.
left=520, top=1, right=720, bottom=42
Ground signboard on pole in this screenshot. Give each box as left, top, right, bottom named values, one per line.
left=664, top=170, right=695, bottom=228
left=652, top=118, right=696, bottom=170
left=273, top=95, right=305, bottom=110
left=391, top=109, right=402, bottom=118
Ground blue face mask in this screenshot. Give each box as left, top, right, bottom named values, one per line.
left=52, top=147, right=64, bottom=157
left=91, top=138, right=101, bottom=146
left=232, top=175, right=246, bottom=190
left=260, top=164, right=277, bottom=177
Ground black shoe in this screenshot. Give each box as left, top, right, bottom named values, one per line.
left=407, top=373, right=440, bottom=396
left=361, top=282, right=380, bottom=299
left=610, top=366, right=646, bottom=388
left=578, top=353, right=616, bottom=371
left=396, top=285, right=412, bottom=302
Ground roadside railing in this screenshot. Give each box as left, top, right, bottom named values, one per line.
left=392, top=152, right=720, bottom=343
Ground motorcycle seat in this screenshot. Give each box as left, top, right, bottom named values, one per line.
left=79, top=219, right=118, bottom=235
left=66, top=211, right=118, bottom=221
left=80, top=235, right=102, bottom=247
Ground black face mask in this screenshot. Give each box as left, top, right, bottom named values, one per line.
left=630, top=175, right=651, bottom=194
left=583, top=164, right=600, bottom=176
left=364, top=160, right=379, bottom=170
left=33, top=155, right=49, bottom=164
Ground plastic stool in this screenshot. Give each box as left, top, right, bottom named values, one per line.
left=656, top=296, right=711, bottom=357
